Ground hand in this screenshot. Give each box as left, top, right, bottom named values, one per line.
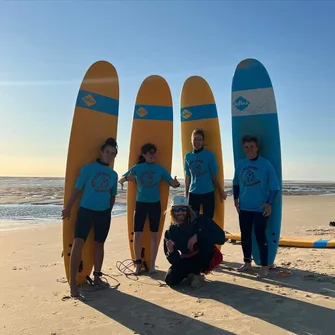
left=126, top=171, right=136, bottom=182
left=62, top=206, right=71, bottom=220
left=262, top=203, right=272, bottom=217
left=234, top=199, right=240, bottom=213
left=170, top=176, right=180, bottom=188
left=187, top=234, right=198, bottom=251
left=164, top=238, right=175, bottom=253
left=219, top=188, right=227, bottom=202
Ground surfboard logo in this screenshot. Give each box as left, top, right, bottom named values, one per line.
left=233, top=96, right=250, bottom=111
left=136, top=107, right=148, bottom=117
left=181, top=109, right=192, bottom=119
left=82, top=94, right=96, bottom=107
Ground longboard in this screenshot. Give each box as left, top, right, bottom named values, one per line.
left=63, top=61, right=119, bottom=284
left=231, top=58, right=282, bottom=266
left=127, top=75, right=173, bottom=270
left=180, top=76, right=225, bottom=244
left=226, top=233, right=335, bottom=248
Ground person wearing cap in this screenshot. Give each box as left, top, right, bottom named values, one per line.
left=119, top=143, right=180, bottom=275
left=163, top=195, right=226, bottom=288
left=184, top=128, right=227, bottom=219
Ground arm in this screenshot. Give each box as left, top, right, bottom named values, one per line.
left=210, top=153, right=226, bottom=200
left=197, top=217, right=226, bottom=246
left=161, top=167, right=180, bottom=188
left=110, top=173, right=118, bottom=210
left=118, top=166, right=136, bottom=184
left=184, top=155, right=191, bottom=197
left=163, top=230, right=181, bottom=265
left=64, top=188, right=81, bottom=210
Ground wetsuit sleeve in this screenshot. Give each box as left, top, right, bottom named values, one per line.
left=197, top=217, right=226, bottom=246
left=233, top=185, right=240, bottom=200
left=122, top=165, right=137, bottom=177
left=110, top=172, right=118, bottom=196
left=163, top=230, right=181, bottom=265
left=184, top=154, right=191, bottom=177
left=75, top=166, right=88, bottom=190
left=209, top=152, right=218, bottom=175
left=161, top=166, right=173, bottom=183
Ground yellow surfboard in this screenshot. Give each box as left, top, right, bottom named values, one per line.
left=63, top=61, right=119, bottom=284
left=180, top=76, right=225, bottom=242
left=127, top=75, right=173, bottom=270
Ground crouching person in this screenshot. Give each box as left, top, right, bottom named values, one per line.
left=163, top=195, right=226, bottom=288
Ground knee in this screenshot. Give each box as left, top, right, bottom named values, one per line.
left=73, top=238, right=85, bottom=249
left=94, top=241, right=104, bottom=249
left=164, top=272, right=179, bottom=287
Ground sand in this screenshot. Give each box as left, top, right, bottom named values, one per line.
left=0, top=196, right=334, bottom=335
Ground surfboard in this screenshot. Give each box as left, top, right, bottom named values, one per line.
left=180, top=76, right=225, bottom=245
left=63, top=60, right=119, bottom=284
left=127, top=75, right=173, bottom=271
left=231, top=58, right=282, bottom=266
left=226, top=232, right=335, bottom=249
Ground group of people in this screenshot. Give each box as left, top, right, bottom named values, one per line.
left=62, top=129, right=280, bottom=297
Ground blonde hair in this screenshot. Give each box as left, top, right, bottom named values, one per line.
left=167, top=206, right=197, bottom=225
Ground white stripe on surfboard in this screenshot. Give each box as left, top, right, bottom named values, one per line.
left=232, top=87, right=277, bottom=117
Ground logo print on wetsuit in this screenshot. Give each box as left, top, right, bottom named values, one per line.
left=189, top=160, right=208, bottom=177
left=140, top=171, right=158, bottom=188
left=240, top=167, right=260, bottom=187
left=91, top=172, right=111, bottom=192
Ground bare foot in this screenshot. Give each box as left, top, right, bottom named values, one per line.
left=237, top=262, right=252, bottom=272
left=149, top=265, right=157, bottom=274
left=94, top=277, right=110, bottom=288
left=134, top=263, right=142, bottom=275
left=70, top=285, right=80, bottom=297
left=257, top=266, right=269, bottom=278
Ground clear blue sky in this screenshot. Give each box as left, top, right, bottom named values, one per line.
left=0, top=0, right=334, bottom=181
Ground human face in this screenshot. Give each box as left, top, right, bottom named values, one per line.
left=191, top=133, right=204, bottom=150
left=143, top=148, right=157, bottom=163
left=243, top=141, right=259, bottom=160
left=100, top=145, right=117, bottom=164
left=172, top=206, right=188, bottom=223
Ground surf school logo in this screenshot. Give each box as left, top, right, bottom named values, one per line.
left=82, top=94, right=96, bottom=107
left=136, top=107, right=148, bottom=118
left=181, top=109, right=192, bottom=120
left=233, top=96, right=250, bottom=111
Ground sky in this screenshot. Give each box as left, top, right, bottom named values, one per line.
left=0, top=0, right=334, bottom=181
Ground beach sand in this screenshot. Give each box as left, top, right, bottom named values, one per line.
left=0, top=196, right=334, bottom=335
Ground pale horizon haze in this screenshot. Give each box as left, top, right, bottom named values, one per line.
left=1, top=1, right=334, bottom=182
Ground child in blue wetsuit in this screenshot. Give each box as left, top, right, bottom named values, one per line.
left=184, top=128, right=226, bottom=219
left=62, top=138, right=119, bottom=298
left=119, top=143, right=180, bottom=275
left=233, top=135, right=280, bottom=278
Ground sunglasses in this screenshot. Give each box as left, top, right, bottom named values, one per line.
left=172, top=207, right=188, bottom=213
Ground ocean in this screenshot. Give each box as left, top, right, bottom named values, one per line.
left=0, top=177, right=334, bottom=230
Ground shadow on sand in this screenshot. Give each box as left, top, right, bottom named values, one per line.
left=171, top=271, right=334, bottom=335
left=82, top=284, right=235, bottom=335
left=217, top=260, right=335, bottom=298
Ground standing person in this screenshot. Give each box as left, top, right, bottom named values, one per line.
left=163, top=195, right=226, bottom=288
left=119, top=143, right=180, bottom=275
left=233, top=135, right=280, bottom=278
left=62, top=138, right=119, bottom=298
left=184, top=128, right=227, bottom=219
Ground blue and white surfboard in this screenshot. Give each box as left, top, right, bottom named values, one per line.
left=231, top=58, right=282, bottom=266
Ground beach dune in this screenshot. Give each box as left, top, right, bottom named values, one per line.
left=0, top=196, right=334, bottom=334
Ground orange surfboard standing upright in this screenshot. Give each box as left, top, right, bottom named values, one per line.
left=126, top=75, right=173, bottom=271
left=62, top=61, right=119, bottom=284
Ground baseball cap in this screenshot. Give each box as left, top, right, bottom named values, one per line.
left=171, top=195, right=189, bottom=207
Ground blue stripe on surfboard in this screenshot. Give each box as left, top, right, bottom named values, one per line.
left=76, top=90, right=119, bottom=116
left=232, top=59, right=273, bottom=92
left=313, top=240, right=329, bottom=248
left=133, top=105, right=173, bottom=121
left=180, top=104, right=218, bottom=122
left=232, top=113, right=282, bottom=266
